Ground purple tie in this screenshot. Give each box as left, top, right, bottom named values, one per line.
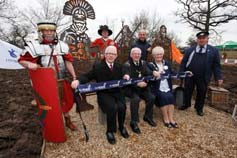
left=109, top=64, right=113, bottom=71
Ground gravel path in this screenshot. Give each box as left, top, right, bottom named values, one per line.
left=44, top=95, right=237, bottom=158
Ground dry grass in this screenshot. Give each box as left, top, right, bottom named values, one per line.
left=44, top=95, right=237, bottom=158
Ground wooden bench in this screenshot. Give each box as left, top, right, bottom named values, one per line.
left=98, top=106, right=106, bottom=125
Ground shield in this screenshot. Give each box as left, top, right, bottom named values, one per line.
left=29, top=68, right=66, bottom=143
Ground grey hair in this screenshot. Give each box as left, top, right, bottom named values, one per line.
left=138, top=29, right=147, bottom=34
left=105, top=45, right=117, bottom=54
left=152, top=46, right=164, bottom=55
left=130, top=47, right=142, bottom=54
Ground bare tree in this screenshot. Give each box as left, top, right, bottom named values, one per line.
left=0, top=0, right=16, bottom=19
left=175, top=0, right=237, bottom=34
left=0, top=23, right=30, bottom=48
left=186, top=35, right=197, bottom=46
left=19, top=0, right=68, bottom=30
left=0, top=0, right=69, bottom=47
left=130, top=10, right=164, bottom=42
left=129, top=10, right=182, bottom=46
left=167, top=31, right=182, bottom=47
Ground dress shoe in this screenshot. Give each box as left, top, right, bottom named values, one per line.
left=170, top=122, right=178, bottom=128
left=65, top=116, right=77, bottom=131
left=130, top=122, right=141, bottom=134
left=178, top=106, right=190, bottom=110
left=106, top=132, right=116, bottom=144
left=119, top=127, right=129, bottom=138
left=143, top=116, right=157, bottom=127
left=164, top=122, right=172, bottom=128
left=196, top=110, right=204, bottom=116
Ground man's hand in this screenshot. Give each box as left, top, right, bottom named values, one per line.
left=185, top=71, right=193, bottom=76
left=137, top=81, right=147, bottom=88
left=71, top=80, right=79, bottom=89
left=123, top=74, right=130, bottom=80
left=27, top=63, right=38, bottom=70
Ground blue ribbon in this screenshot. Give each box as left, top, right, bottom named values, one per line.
left=76, top=72, right=188, bottom=94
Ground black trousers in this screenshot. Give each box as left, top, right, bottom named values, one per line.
left=97, top=92, right=126, bottom=133
left=129, top=88, right=155, bottom=122
left=184, top=76, right=207, bottom=112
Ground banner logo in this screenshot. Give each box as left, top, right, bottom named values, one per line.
left=8, top=49, right=18, bottom=58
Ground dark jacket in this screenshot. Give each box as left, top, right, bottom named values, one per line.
left=122, top=59, right=152, bottom=97
left=148, top=60, right=173, bottom=96
left=180, top=44, right=222, bottom=83
left=132, top=39, right=151, bottom=61
left=79, top=60, right=124, bottom=95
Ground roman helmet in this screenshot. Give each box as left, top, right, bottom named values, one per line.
left=37, top=21, right=57, bottom=43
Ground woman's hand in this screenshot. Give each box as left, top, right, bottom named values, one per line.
left=153, top=71, right=160, bottom=78
left=137, top=81, right=147, bottom=88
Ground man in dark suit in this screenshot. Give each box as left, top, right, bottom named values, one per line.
left=179, top=31, right=223, bottom=116
left=123, top=47, right=158, bottom=134
left=71, top=46, right=130, bottom=144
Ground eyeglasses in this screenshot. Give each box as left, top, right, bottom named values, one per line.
left=105, top=52, right=117, bottom=56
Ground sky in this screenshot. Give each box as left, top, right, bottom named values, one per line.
left=15, top=0, right=237, bottom=46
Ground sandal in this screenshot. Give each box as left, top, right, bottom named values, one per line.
left=170, top=122, right=178, bottom=128
left=164, top=122, right=172, bottom=128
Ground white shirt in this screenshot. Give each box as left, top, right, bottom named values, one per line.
left=106, top=61, right=113, bottom=69
left=196, top=44, right=207, bottom=53
left=156, top=62, right=170, bottom=92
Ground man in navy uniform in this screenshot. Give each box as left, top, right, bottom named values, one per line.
left=179, top=31, right=223, bottom=116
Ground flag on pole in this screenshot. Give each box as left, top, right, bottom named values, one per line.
left=0, top=40, right=24, bottom=69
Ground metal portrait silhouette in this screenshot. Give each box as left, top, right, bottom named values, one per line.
left=60, top=0, right=95, bottom=60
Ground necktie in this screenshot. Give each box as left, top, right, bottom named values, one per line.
left=198, top=46, right=204, bottom=53
left=109, top=64, right=113, bottom=71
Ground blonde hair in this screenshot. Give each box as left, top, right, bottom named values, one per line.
left=152, top=46, right=164, bottom=55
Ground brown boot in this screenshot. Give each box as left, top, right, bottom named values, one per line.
left=65, top=116, right=77, bottom=131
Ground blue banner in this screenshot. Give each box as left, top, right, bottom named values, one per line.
left=76, top=72, right=188, bottom=93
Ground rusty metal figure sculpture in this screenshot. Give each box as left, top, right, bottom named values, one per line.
left=116, top=25, right=134, bottom=49
left=115, top=23, right=141, bottom=62
left=151, top=25, right=172, bottom=62
left=60, top=0, right=95, bottom=60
